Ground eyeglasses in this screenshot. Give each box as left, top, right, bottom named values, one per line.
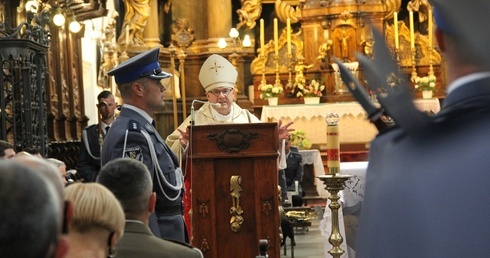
left=208, top=88, right=234, bottom=97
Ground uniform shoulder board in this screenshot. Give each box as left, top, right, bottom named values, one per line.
left=127, top=119, right=141, bottom=132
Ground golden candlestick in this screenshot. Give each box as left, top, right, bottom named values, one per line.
left=428, top=46, right=434, bottom=77
left=274, top=54, right=282, bottom=89
left=260, top=54, right=267, bottom=87
left=410, top=47, right=417, bottom=83
left=317, top=174, right=352, bottom=258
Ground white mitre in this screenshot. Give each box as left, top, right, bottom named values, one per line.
left=199, top=54, right=237, bottom=91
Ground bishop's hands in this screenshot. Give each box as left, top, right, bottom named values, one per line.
left=178, top=127, right=190, bottom=149
left=278, top=119, right=294, bottom=140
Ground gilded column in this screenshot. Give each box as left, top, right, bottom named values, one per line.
left=143, top=0, right=162, bottom=47
left=207, top=0, right=232, bottom=38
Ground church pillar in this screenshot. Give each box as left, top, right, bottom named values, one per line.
left=207, top=0, right=232, bottom=38
left=143, top=0, right=162, bottom=47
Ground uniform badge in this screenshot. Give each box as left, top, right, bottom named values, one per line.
left=124, top=146, right=143, bottom=162
left=145, top=123, right=154, bottom=133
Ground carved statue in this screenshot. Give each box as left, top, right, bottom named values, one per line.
left=362, top=37, right=375, bottom=59
left=98, top=18, right=118, bottom=88
left=294, top=55, right=313, bottom=87
left=407, top=0, right=431, bottom=23
left=237, top=0, right=262, bottom=30
left=117, top=0, right=150, bottom=47
left=338, top=29, right=351, bottom=61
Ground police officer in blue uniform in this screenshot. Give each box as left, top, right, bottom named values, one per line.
left=102, top=48, right=186, bottom=243
left=354, top=0, right=490, bottom=257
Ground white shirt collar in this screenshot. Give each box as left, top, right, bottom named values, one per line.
left=123, top=104, right=154, bottom=124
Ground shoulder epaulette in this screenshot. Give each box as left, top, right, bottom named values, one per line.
left=128, top=119, right=141, bottom=132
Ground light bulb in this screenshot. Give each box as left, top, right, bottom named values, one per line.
left=218, top=38, right=227, bottom=49
left=53, top=10, right=65, bottom=26
left=69, top=19, right=81, bottom=33
left=242, top=35, right=252, bottom=47
left=25, top=0, right=39, bottom=13
left=229, top=28, right=239, bottom=38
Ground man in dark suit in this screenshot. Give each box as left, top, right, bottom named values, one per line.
left=78, top=90, right=118, bottom=182
left=98, top=158, right=203, bottom=258
left=282, top=138, right=304, bottom=207
left=103, top=48, right=186, bottom=243
left=356, top=1, right=490, bottom=257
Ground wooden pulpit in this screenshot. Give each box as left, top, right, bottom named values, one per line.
left=190, top=122, right=280, bottom=258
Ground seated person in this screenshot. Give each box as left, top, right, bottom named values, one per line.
left=282, top=138, right=304, bottom=207
left=65, top=183, right=125, bottom=258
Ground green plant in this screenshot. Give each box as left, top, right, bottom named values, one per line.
left=258, top=83, right=283, bottom=100
left=296, top=79, right=325, bottom=98
left=289, top=130, right=312, bottom=149
left=414, top=74, right=437, bottom=92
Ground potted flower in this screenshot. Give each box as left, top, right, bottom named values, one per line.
left=259, top=83, right=283, bottom=105
left=296, top=79, right=325, bottom=104
left=290, top=130, right=312, bottom=149
left=414, top=74, right=437, bottom=99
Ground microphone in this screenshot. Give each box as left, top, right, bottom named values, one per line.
left=191, top=100, right=221, bottom=125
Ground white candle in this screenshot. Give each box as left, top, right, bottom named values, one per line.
left=125, top=24, right=129, bottom=46
left=409, top=11, right=415, bottom=49
left=287, top=18, right=291, bottom=55
left=394, top=12, right=399, bottom=49
left=428, top=7, right=433, bottom=48
left=326, top=124, right=340, bottom=174
left=260, top=19, right=265, bottom=56
left=274, top=18, right=278, bottom=56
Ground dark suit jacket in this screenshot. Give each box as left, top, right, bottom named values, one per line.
left=116, top=221, right=203, bottom=258
left=78, top=124, right=102, bottom=182
left=357, top=76, right=490, bottom=258
left=284, top=147, right=303, bottom=192
left=101, top=107, right=184, bottom=242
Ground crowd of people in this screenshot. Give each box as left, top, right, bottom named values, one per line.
left=1, top=46, right=293, bottom=257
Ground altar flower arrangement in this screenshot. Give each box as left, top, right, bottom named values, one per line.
left=290, top=130, right=312, bottom=149
left=414, top=74, right=437, bottom=92
left=259, top=83, right=283, bottom=100
left=296, top=79, right=325, bottom=98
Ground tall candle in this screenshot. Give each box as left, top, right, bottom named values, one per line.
left=394, top=11, right=399, bottom=49
left=274, top=18, right=278, bottom=56
left=260, top=19, right=265, bottom=56
left=409, top=11, right=415, bottom=49
left=326, top=113, right=340, bottom=175
left=125, top=24, right=130, bottom=46
left=428, top=7, right=433, bottom=48
left=287, top=18, right=291, bottom=55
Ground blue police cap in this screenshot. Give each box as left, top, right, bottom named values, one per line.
left=108, top=48, right=172, bottom=84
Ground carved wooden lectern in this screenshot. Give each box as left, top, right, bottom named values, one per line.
left=190, top=123, right=280, bottom=258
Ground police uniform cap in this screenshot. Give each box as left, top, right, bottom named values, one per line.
left=431, top=0, right=490, bottom=69
left=199, top=54, right=237, bottom=91
left=108, top=48, right=172, bottom=84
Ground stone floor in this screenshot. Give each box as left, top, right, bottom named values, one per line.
left=281, top=218, right=326, bottom=258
